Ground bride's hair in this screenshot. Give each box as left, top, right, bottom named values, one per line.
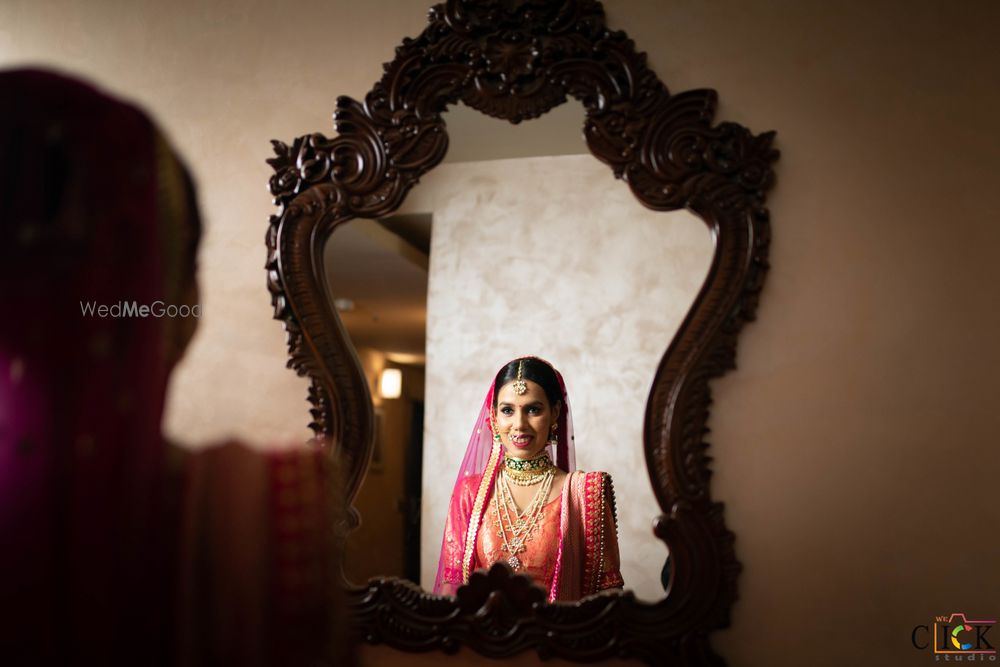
left=492, top=357, right=562, bottom=408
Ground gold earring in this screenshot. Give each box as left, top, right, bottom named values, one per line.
left=489, top=413, right=502, bottom=446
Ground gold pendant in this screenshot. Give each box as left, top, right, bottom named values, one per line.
left=508, top=555, right=521, bottom=569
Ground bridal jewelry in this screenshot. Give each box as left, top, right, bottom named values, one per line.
left=511, top=359, right=528, bottom=395
left=503, top=452, right=555, bottom=485
left=504, top=468, right=549, bottom=486
left=493, top=465, right=554, bottom=570
left=505, top=452, right=554, bottom=472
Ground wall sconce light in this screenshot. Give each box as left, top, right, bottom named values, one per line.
left=380, top=367, right=402, bottom=399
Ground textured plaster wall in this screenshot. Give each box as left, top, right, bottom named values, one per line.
left=399, top=156, right=712, bottom=600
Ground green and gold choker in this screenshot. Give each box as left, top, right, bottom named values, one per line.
left=503, top=452, right=555, bottom=487
left=504, top=453, right=554, bottom=472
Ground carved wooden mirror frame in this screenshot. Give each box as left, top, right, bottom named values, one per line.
left=265, top=1, right=777, bottom=664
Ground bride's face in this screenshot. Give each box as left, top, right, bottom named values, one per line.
left=494, top=379, right=560, bottom=460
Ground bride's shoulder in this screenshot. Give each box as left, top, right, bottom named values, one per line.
left=568, top=472, right=619, bottom=520
left=568, top=470, right=616, bottom=487
left=570, top=469, right=613, bottom=478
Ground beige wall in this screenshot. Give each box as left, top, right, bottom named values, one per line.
left=399, top=156, right=711, bottom=600
left=4, top=1, right=998, bottom=665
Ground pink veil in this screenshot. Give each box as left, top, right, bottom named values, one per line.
left=432, top=357, right=575, bottom=594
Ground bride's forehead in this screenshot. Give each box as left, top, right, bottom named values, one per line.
left=496, top=380, right=547, bottom=403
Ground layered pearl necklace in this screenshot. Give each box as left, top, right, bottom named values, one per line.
left=493, top=453, right=556, bottom=570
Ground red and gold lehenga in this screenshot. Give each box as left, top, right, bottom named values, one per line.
left=433, top=359, right=623, bottom=601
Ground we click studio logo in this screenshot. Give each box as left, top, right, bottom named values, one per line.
left=912, top=613, right=996, bottom=661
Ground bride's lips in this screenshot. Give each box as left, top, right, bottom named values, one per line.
left=509, top=434, right=535, bottom=448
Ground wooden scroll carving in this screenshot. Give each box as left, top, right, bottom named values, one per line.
left=266, top=0, right=778, bottom=664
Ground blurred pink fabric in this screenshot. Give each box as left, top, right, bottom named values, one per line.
left=0, top=69, right=345, bottom=666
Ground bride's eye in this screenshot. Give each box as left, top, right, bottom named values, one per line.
left=500, top=406, right=514, bottom=416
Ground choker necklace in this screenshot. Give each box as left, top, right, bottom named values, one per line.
left=505, top=452, right=554, bottom=472
left=503, top=453, right=555, bottom=486
left=504, top=468, right=548, bottom=486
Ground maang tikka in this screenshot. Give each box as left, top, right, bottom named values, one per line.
left=511, top=359, right=528, bottom=395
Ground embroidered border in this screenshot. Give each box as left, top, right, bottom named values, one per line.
left=462, top=442, right=502, bottom=583
left=581, top=471, right=606, bottom=596
left=595, top=473, right=607, bottom=595
left=598, top=473, right=623, bottom=590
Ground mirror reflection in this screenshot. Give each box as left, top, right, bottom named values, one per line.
left=325, top=217, right=429, bottom=584
left=433, top=356, right=624, bottom=600
left=325, top=101, right=714, bottom=601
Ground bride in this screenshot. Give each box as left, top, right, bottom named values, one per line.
left=434, top=357, right=623, bottom=601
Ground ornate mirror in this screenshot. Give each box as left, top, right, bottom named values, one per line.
left=265, top=0, right=778, bottom=664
